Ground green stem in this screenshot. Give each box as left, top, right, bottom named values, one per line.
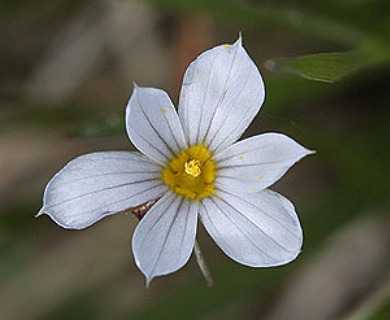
left=194, top=239, right=213, bottom=287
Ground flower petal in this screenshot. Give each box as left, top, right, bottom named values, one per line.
left=178, top=37, right=265, bottom=152
left=126, top=86, right=188, bottom=164
left=38, top=152, right=167, bottom=229
left=200, top=189, right=303, bottom=267
left=132, top=191, right=198, bottom=285
left=214, top=133, right=313, bottom=193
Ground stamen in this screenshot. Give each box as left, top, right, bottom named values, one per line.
left=185, top=159, right=201, bottom=177
left=162, top=144, right=215, bottom=200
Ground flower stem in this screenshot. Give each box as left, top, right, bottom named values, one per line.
left=194, top=239, right=213, bottom=287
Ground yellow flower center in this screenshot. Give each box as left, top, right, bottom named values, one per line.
left=162, top=144, right=215, bottom=200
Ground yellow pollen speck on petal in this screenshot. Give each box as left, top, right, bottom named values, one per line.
left=252, top=188, right=257, bottom=193
left=162, top=144, right=216, bottom=200
left=258, top=175, right=263, bottom=181
left=223, top=45, right=229, bottom=50
left=160, top=108, right=166, bottom=114
left=238, top=155, right=243, bottom=160
left=168, top=106, right=173, bottom=111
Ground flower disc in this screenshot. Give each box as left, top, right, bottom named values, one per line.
left=162, top=144, right=215, bottom=200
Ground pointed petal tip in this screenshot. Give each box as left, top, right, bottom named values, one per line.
left=304, top=148, right=317, bottom=157
left=35, top=208, right=45, bottom=218
left=234, top=32, right=243, bottom=47
left=299, top=146, right=316, bottom=159
left=237, top=31, right=243, bottom=43
left=145, top=276, right=154, bottom=288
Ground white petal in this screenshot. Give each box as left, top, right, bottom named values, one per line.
left=215, top=133, right=313, bottom=193
left=200, top=189, right=303, bottom=267
left=39, top=152, right=167, bottom=229
left=178, top=37, right=265, bottom=152
left=126, top=86, right=188, bottom=164
left=132, top=191, right=198, bottom=285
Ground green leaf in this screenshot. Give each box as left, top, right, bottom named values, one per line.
left=267, top=50, right=386, bottom=83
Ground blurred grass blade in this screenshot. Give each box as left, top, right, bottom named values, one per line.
left=145, top=0, right=365, bottom=45
left=266, top=50, right=385, bottom=83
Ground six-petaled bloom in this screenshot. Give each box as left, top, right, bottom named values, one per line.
left=38, top=37, right=313, bottom=285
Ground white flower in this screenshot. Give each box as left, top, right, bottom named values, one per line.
left=38, top=37, right=313, bottom=285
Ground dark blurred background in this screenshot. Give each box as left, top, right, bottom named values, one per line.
left=1, top=0, right=389, bottom=319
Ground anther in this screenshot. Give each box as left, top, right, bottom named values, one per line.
left=185, top=159, right=201, bottom=177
